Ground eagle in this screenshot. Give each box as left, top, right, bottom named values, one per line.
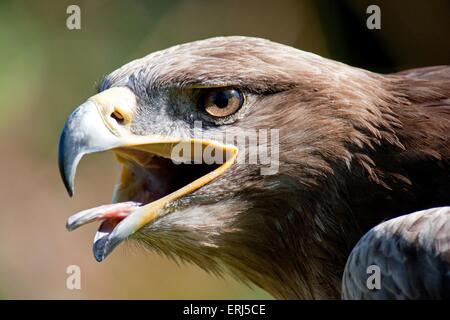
left=58, top=36, right=450, bottom=299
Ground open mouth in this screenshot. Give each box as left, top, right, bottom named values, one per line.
left=62, top=138, right=237, bottom=261
left=58, top=87, right=238, bottom=261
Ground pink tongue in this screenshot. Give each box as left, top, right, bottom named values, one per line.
left=66, top=201, right=142, bottom=231
left=66, top=201, right=142, bottom=262
left=65, top=201, right=142, bottom=262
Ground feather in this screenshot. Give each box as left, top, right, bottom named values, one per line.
left=342, top=207, right=450, bottom=299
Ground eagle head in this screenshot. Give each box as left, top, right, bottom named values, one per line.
left=59, top=36, right=450, bottom=299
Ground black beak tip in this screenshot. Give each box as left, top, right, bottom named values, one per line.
left=93, top=237, right=108, bottom=262
left=58, top=128, right=74, bottom=197
left=66, top=185, right=74, bottom=198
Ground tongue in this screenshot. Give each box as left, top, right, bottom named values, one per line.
left=66, top=201, right=142, bottom=262
left=66, top=201, right=141, bottom=231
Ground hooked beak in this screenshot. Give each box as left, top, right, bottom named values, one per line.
left=58, top=100, right=120, bottom=196
left=59, top=87, right=237, bottom=261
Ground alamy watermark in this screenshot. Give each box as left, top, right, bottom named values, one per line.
left=366, top=5, right=381, bottom=30
left=66, top=5, right=81, bottom=30
left=66, top=264, right=81, bottom=290
left=170, top=121, right=280, bottom=175
left=366, top=264, right=381, bottom=290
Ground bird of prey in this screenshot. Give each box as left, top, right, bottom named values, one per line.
left=58, top=36, right=450, bottom=299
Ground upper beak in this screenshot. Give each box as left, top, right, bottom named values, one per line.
left=58, top=99, right=121, bottom=196
left=58, top=87, right=238, bottom=261
left=59, top=86, right=140, bottom=196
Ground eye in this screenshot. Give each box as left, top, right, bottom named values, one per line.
left=200, top=88, right=244, bottom=117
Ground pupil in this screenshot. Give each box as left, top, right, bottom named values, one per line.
left=213, top=91, right=230, bottom=108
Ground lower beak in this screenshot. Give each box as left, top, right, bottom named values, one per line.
left=58, top=88, right=237, bottom=261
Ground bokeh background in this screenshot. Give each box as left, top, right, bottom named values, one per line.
left=0, top=0, right=449, bottom=299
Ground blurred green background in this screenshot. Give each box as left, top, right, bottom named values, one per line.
left=0, top=0, right=448, bottom=299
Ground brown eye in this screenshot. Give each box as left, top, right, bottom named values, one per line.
left=201, top=88, right=244, bottom=117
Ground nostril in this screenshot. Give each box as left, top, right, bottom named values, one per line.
left=111, top=110, right=125, bottom=124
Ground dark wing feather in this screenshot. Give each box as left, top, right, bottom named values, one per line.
left=342, top=207, right=450, bottom=299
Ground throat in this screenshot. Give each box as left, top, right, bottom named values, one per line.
left=113, top=149, right=220, bottom=205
